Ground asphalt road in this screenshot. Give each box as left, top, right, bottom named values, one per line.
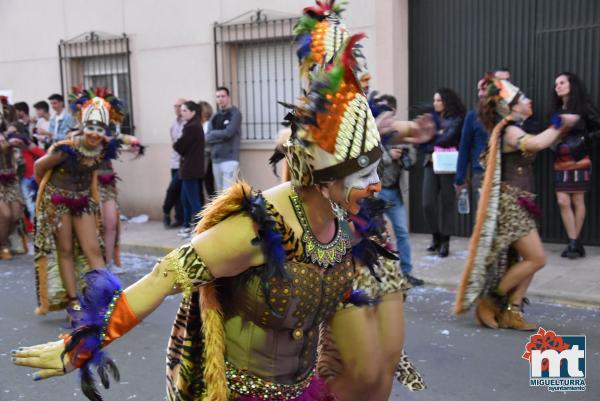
left=1, top=253, right=598, bottom=401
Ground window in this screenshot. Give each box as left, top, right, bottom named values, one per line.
left=214, top=12, right=300, bottom=142
left=59, top=32, right=134, bottom=134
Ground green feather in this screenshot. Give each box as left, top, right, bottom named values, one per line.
left=293, top=15, right=317, bottom=35
left=325, top=65, right=344, bottom=93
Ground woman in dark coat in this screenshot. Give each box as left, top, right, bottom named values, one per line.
left=550, top=72, right=600, bottom=259
left=173, top=101, right=204, bottom=235
left=420, top=87, right=466, bottom=257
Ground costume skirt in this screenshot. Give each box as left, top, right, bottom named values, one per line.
left=33, top=183, right=100, bottom=315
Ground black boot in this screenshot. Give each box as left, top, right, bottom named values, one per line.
left=576, top=239, right=586, bottom=258
left=426, top=233, right=441, bottom=252
left=564, top=239, right=579, bottom=260
left=163, top=213, right=171, bottom=228
left=438, top=235, right=450, bottom=258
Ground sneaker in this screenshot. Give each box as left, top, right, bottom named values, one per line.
left=405, top=274, right=424, bottom=287
left=163, top=214, right=171, bottom=228
left=177, top=227, right=191, bottom=237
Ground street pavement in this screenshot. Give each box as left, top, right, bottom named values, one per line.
left=1, top=252, right=598, bottom=401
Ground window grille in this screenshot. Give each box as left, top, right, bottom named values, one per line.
left=214, top=10, right=300, bottom=141
left=58, top=32, right=134, bottom=134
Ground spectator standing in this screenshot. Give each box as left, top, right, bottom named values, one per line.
left=419, top=88, right=466, bottom=257
left=39, top=94, right=75, bottom=143
left=551, top=72, right=600, bottom=259
left=205, top=86, right=242, bottom=192
left=162, top=98, right=186, bottom=228
left=173, top=101, right=205, bottom=237
left=13, top=102, right=34, bottom=134
left=33, top=101, right=51, bottom=148
left=455, top=78, right=489, bottom=206
left=377, top=94, right=423, bottom=286
left=198, top=100, right=215, bottom=199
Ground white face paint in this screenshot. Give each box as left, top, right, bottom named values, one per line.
left=83, top=124, right=106, bottom=136
left=343, top=160, right=380, bottom=201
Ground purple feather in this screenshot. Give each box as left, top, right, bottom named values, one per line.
left=103, top=138, right=121, bottom=161
left=54, top=143, right=78, bottom=160
left=63, top=269, right=123, bottom=401
left=50, top=193, right=90, bottom=214
left=517, top=196, right=542, bottom=219
left=347, top=288, right=379, bottom=307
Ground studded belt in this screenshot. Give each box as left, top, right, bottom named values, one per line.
left=226, top=360, right=314, bottom=400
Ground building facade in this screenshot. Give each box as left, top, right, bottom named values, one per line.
left=0, top=0, right=409, bottom=219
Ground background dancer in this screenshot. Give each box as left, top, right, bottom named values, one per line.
left=455, top=76, right=579, bottom=331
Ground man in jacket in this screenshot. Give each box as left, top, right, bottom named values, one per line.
left=377, top=95, right=424, bottom=287
left=205, top=87, right=242, bottom=192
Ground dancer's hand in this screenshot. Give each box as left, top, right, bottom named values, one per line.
left=375, top=111, right=396, bottom=134
left=411, top=113, right=436, bottom=144
left=12, top=340, right=74, bottom=381
left=559, top=113, right=580, bottom=130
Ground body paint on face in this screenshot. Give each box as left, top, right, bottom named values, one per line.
left=343, top=160, right=381, bottom=202
left=82, top=124, right=106, bottom=149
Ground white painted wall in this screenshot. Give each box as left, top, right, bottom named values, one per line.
left=0, top=0, right=409, bottom=219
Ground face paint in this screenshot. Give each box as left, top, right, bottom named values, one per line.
left=82, top=124, right=106, bottom=148
left=343, top=160, right=381, bottom=202
left=325, top=160, right=381, bottom=215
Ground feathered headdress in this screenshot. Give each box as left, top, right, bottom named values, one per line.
left=481, top=74, right=522, bottom=118
left=294, top=0, right=350, bottom=76
left=69, top=86, right=125, bottom=128
left=279, top=1, right=381, bottom=186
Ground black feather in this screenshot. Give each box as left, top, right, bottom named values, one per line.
left=81, top=365, right=103, bottom=401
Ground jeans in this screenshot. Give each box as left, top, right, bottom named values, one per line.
left=212, top=160, right=239, bottom=192
left=162, top=169, right=183, bottom=223
left=378, top=188, right=413, bottom=274
left=181, top=178, right=203, bottom=228
left=20, top=177, right=36, bottom=219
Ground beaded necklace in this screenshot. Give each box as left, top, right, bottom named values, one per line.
left=289, top=189, right=350, bottom=269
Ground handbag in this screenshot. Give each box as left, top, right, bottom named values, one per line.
left=432, top=146, right=458, bottom=174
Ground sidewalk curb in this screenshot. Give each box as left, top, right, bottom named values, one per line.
left=420, top=278, right=600, bottom=309
left=123, top=242, right=600, bottom=308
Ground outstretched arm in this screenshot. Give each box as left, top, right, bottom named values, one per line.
left=12, top=212, right=265, bottom=380
left=504, top=114, right=579, bottom=153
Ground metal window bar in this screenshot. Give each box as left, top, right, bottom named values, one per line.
left=58, top=31, right=135, bottom=134
left=214, top=11, right=300, bottom=141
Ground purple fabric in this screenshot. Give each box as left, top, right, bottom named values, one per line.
left=517, top=196, right=542, bottom=219
left=50, top=193, right=90, bottom=213
left=97, top=173, right=117, bottom=185
left=0, top=172, right=17, bottom=184
left=236, top=376, right=338, bottom=401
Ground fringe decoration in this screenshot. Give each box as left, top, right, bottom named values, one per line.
left=199, top=284, right=227, bottom=401
left=62, top=269, right=123, bottom=401
left=191, top=181, right=285, bottom=401
left=454, top=117, right=509, bottom=314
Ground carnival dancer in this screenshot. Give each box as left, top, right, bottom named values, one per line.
left=70, top=88, right=143, bottom=271
left=31, top=90, right=125, bottom=316
left=454, top=75, right=579, bottom=330
left=290, top=4, right=429, bottom=398
left=0, top=131, right=25, bottom=260
left=12, top=12, right=430, bottom=400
